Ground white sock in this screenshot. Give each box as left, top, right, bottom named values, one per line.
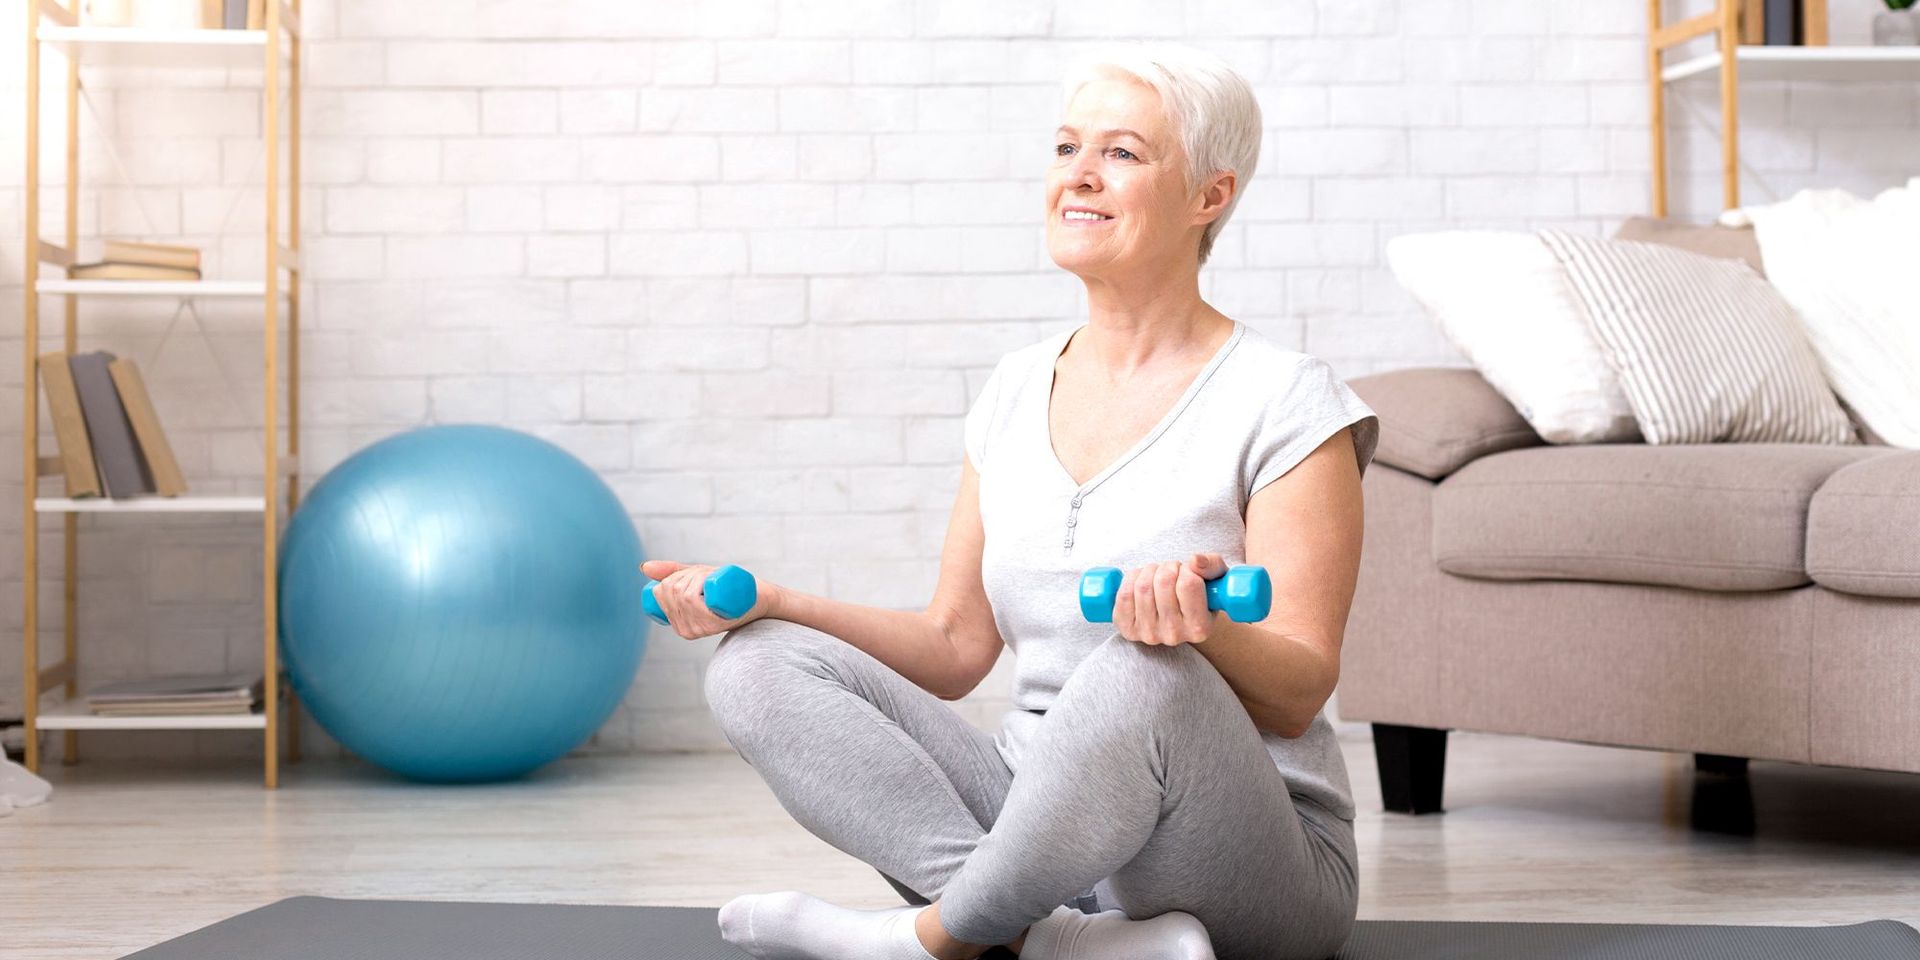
left=1018, top=905, right=1215, bottom=960
left=0, top=755, right=51, bottom=807
left=717, top=890, right=939, bottom=960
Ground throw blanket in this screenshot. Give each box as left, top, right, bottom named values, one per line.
left=1720, top=179, right=1920, bottom=448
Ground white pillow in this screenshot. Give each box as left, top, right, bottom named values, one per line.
left=1384, top=231, right=1639, bottom=444
left=1723, top=181, right=1920, bottom=448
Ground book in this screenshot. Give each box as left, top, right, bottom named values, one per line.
left=200, top=0, right=222, bottom=29
left=68, top=351, right=154, bottom=499
left=92, top=702, right=259, bottom=716
left=88, top=671, right=261, bottom=700
left=1804, top=0, right=1828, bottom=44
left=223, top=0, right=247, bottom=29
left=87, top=672, right=262, bottom=716
left=37, top=352, right=103, bottom=499
left=1764, top=0, right=1800, bottom=45
left=1740, top=0, right=1765, bottom=45
left=247, top=0, right=265, bottom=30
left=108, top=357, right=188, bottom=497
left=67, top=262, right=202, bottom=281
left=102, top=240, right=201, bottom=271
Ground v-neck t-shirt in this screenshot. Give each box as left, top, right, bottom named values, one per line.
left=963, top=319, right=1381, bottom=820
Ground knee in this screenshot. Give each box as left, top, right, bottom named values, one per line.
left=1070, top=636, right=1228, bottom=718
left=702, top=618, right=833, bottom=727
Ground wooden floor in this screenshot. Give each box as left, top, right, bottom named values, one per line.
left=7, top=728, right=1920, bottom=959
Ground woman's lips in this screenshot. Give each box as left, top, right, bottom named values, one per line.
left=1061, top=211, right=1115, bottom=226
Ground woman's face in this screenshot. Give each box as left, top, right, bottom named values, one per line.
left=1046, top=74, right=1201, bottom=280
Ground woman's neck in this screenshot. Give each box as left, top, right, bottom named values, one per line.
left=1072, top=270, right=1229, bottom=380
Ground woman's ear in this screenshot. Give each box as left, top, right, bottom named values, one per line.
left=1193, top=170, right=1237, bottom=226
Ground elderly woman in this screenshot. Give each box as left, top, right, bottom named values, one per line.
left=643, top=42, right=1379, bottom=960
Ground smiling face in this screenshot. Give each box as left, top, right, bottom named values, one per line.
left=1046, top=73, right=1207, bottom=281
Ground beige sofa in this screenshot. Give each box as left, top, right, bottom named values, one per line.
left=1334, top=224, right=1920, bottom=816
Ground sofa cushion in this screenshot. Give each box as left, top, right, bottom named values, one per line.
left=1806, top=450, right=1920, bottom=598
left=1346, top=367, right=1542, bottom=481
left=1433, top=444, right=1886, bottom=592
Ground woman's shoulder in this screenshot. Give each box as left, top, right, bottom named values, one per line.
left=985, top=325, right=1078, bottom=384
left=1220, top=322, right=1371, bottom=422
left=1222, top=320, right=1324, bottom=381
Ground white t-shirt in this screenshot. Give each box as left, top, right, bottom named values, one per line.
left=964, top=319, right=1381, bottom=820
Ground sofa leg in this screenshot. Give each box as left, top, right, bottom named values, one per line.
left=1372, top=723, right=1447, bottom=814
left=1694, top=753, right=1748, bottom=776
left=1690, top=754, right=1756, bottom=835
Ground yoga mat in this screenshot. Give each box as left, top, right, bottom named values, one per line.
left=119, top=896, right=1920, bottom=960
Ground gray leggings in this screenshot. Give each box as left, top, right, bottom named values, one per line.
left=703, top=618, right=1359, bottom=960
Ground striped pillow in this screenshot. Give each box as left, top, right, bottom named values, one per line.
left=1538, top=229, right=1855, bottom=445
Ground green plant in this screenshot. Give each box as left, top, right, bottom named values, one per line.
left=1889, top=0, right=1918, bottom=10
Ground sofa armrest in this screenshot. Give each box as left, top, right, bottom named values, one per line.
left=1347, top=367, right=1543, bottom=480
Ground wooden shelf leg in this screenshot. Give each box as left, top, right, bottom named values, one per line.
left=1719, top=0, right=1740, bottom=211
left=285, top=0, right=304, bottom=773
left=22, top=0, right=41, bottom=777
left=57, top=0, right=82, bottom=771
left=262, top=0, right=286, bottom=792
left=1648, top=0, right=1668, bottom=217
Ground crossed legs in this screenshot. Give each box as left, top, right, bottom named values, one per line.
left=703, top=619, right=1357, bottom=960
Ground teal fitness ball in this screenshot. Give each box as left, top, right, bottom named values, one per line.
left=277, top=425, right=646, bottom=783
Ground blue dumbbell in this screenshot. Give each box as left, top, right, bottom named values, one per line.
left=642, top=564, right=758, bottom=626
left=1079, top=564, right=1272, bottom=623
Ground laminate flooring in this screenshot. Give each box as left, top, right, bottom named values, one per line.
left=6, top=728, right=1919, bottom=959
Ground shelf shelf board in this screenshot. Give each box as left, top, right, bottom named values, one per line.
left=35, top=279, right=276, bottom=297
left=35, top=495, right=266, bottom=513
left=1665, top=45, right=1920, bottom=83
left=35, top=25, right=274, bottom=71
left=35, top=699, right=265, bottom=731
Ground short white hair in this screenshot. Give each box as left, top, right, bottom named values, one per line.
left=1060, top=42, right=1263, bottom=267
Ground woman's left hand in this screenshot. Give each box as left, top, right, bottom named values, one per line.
left=1111, top=552, right=1229, bottom=647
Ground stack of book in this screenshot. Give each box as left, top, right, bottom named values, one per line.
left=205, top=0, right=268, bottom=30
left=1741, top=0, right=1830, bottom=45
left=68, top=240, right=202, bottom=282
left=39, top=348, right=188, bottom=499
left=86, top=672, right=263, bottom=717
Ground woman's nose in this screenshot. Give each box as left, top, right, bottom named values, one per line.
left=1067, top=151, right=1100, bottom=190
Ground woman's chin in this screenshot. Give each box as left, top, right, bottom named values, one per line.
left=1047, top=243, right=1115, bottom=277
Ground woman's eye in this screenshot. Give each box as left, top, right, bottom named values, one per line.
left=1055, top=143, right=1075, bottom=156
left=1110, top=147, right=1136, bottom=161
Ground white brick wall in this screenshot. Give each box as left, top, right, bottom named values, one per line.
left=2, top=0, right=1916, bottom=765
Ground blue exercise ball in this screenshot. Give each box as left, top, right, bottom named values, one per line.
left=277, top=424, right=646, bottom=783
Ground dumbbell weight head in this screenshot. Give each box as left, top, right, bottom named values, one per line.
left=1079, top=564, right=1271, bottom=624
left=642, top=564, right=758, bottom=626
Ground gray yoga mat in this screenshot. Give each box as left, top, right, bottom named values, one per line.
left=120, top=895, right=1920, bottom=960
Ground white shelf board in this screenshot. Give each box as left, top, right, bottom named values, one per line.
left=1665, top=45, right=1920, bottom=83
left=35, top=279, right=276, bottom=298
left=35, top=495, right=266, bottom=513
left=35, top=25, right=273, bottom=71
left=35, top=699, right=265, bottom=731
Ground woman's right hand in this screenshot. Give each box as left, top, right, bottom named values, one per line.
left=641, top=560, right=777, bottom=640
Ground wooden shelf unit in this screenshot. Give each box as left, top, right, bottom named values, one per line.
left=20, top=0, right=305, bottom=789
left=1647, top=0, right=1920, bottom=216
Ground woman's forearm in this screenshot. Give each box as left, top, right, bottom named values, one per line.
left=1195, top=618, right=1338, bottom=739
left=763, top=584, right=964, bottom=699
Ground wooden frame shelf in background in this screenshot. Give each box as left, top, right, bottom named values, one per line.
left=1647, top=0, right=1920, bottom=215
left=20, top=0, right=305, bottom=789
